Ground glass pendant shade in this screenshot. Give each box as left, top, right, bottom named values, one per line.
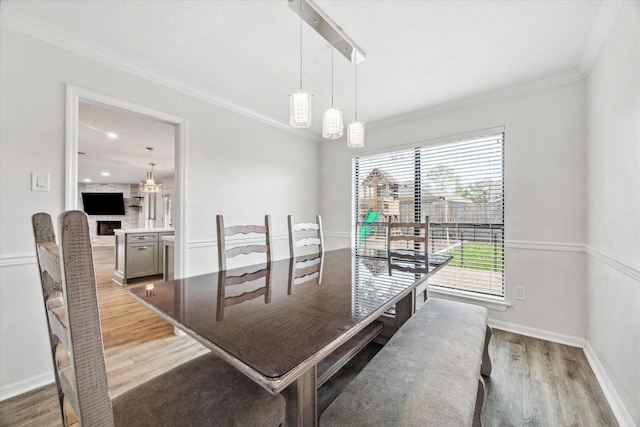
left=140, top=164, right=163, bottom=193
left=290, top=89, right=312, bottom=128
left=347, top=121, right=365, bottom=148
left=322, top=107, right=343, bottom=139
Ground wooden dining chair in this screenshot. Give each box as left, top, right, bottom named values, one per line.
left=217, top=214, right=272, bottom=271
left=387, top=216, right=430, bottom=298
left=287, top=214, right=324, bottom=258
left=32, top=211, right=285, bottom=427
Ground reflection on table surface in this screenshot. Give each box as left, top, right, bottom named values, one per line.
left=130, top=248, right=451, bottom=380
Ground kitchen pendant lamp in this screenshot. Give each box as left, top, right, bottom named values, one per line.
left=322, top=37, right=343, bottom=139
left=289, top=2, right=311, bottom=128
left=347, top=63, right=364, bottom=148
left=140, top=147, right=163, bottom=193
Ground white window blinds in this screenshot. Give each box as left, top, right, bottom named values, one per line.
left=352, top=133, right=505, bottom=298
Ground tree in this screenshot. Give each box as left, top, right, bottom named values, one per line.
left=426, top=165, right=459, bottom=192
left=455, top=182, right=490, bottom=203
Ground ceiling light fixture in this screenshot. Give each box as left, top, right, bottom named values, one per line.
left=289, top=1, right=312, bottom=128
left=107, top=132, right=118, bottom=139
left=347, top=63, right=364, bottom=148
left=140, top=147, right=163, bottom=193
left=288, top=0, right=366, bottom=64
left=288, top=0, right=365, bottom=140
left=322, top=36, right=343, bottom=139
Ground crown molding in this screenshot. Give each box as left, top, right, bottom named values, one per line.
left=2, top=2, right=621, bottom=142
left=0, top=11, right=320, bottom=143
left=366, top=1, right=624, bottom=133
left=577, top=0, right=623, bottom=76
left=367, top=68, right=585, bottom=132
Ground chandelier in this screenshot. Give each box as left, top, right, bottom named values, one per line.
left=140, top=147, right=163, bottom=193
left=347, top=63, right=364, bottom=148
left=288, top=0, right=366, bottom=146
left=289, top=1, right=312, bottom=128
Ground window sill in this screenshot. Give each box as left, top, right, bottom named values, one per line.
left=427, top=286, right=511, bottom=312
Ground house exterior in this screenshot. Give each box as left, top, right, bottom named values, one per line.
left=0, top=2, right=638, bottom=425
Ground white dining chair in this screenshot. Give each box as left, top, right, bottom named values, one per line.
left=217, top=214, right=272, bottom=271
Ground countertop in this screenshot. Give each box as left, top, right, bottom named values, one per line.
left=114, top=228, right=174, bottom=234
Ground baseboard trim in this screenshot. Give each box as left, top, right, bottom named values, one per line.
left=488, top=319, right=587, bottom=348
left=0, top=372, right=54, bottom=402
left=583, top=343, right=635, bottom=427
left=489, top=320, right=635, bottom=427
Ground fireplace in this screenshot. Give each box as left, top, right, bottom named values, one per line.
left=97, top=221, right=121, bottom=236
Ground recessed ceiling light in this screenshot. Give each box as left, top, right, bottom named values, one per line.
left=101, top=172, right=110, bottom=176
left=106, top=132, right=118, bottom=139
left=84, top=178, right=92, bottom=182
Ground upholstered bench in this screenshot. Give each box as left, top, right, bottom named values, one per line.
left=320, top=298, right=492, bottom=427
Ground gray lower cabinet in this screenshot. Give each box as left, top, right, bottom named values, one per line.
left=126, top=241, right=158, bottom=278
left=113, top=230, right=174, bottom=285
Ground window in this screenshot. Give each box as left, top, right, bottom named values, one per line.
left=352, top=134, right=505, bottom=298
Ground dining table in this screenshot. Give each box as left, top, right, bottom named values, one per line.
left=130, top=248, right=451, bottom=426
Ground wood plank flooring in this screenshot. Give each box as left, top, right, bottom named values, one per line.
left=0, top=246, right=618, bottom=426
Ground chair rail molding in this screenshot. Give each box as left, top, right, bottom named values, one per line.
left=0, top=254, right=37, bottom=268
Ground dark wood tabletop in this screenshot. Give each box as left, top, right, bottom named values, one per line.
left=130, top=248, right=450, bottom=425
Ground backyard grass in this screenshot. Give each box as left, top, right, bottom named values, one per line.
left=447, top=241, right=503, bottom=271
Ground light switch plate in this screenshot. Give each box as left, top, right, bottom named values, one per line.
left=31, top=173, right=50, bottom=192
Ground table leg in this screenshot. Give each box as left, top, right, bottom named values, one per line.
left=376, top=289, right=417, bottom=343
left=395, top=289, right=416, bottom=326
left=283, top=365, right=317, bottom=426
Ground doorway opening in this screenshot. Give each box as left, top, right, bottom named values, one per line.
left=65, top=85, right=186, bottom=279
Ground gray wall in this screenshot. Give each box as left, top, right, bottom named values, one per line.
left=321, top=79, right=588, bottom=338
left=318, top=5, right=639, bottom=422
left=0, top=26, right=319, bottom=398
left=1, top=5, right=638, bottom=423
left=585, top=1, right=640, bottom=424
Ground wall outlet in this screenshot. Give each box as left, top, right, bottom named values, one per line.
left=515, top=286, right=526, bottom=300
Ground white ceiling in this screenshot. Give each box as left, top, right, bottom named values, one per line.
left=78, top=103, right=175, bottom=185
left=1, top=0, right=611, bottom=183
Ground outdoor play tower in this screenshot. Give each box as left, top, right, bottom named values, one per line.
left=358, top=168, right=400, bottom=246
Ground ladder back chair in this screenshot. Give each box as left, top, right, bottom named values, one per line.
left=287, top=214, right=324, bottom=258
left=32, top=211, right=285, bottom=427
left=217, top=214, right=272, bottom=271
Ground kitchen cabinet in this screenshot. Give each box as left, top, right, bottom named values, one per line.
left=112, top=229, right=174, bottom=285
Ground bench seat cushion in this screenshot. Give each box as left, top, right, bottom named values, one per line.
left=320, top=298, right=488, bottom=427
left=113, top=352, right=285, bottom=427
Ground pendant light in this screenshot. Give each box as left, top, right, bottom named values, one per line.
left=140, top=147, right=163, bottom=193
left=347, top=63, right=365, bottom=148
left=322, top=35, right=343, bottom=139
left=289, top=1, right=311, bottom=128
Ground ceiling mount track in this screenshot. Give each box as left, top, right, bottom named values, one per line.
left=288, top=0, right=366, bottom=64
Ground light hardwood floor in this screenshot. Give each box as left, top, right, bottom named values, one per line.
left=0, top=246, right=618, bottom=426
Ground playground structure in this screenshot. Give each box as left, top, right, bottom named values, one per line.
left=357, top=168, right=401, bottom=249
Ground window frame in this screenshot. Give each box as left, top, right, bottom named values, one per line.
left=352, top=131, right=506, bottom=303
